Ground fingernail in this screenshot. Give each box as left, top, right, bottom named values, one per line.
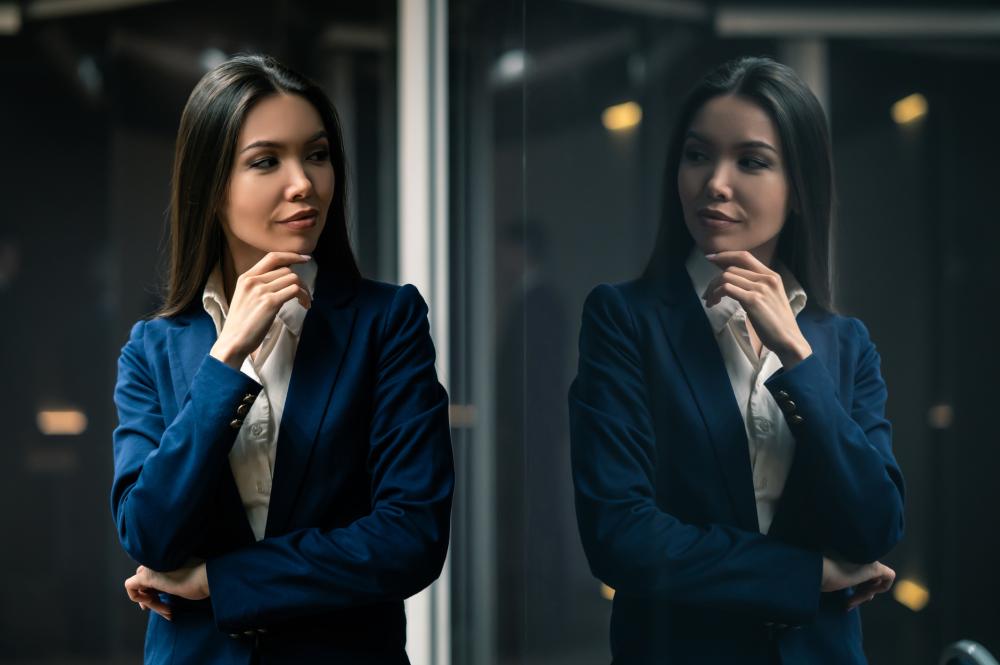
left=705, top=253, right=717, bottom=259
left=300, top=254, right=312, bottom=260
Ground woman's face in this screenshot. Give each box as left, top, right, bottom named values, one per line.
left=221, top=93, right=334, bottom=269
left=677, top=94, right=790, bottom=263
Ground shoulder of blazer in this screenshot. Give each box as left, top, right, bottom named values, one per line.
left=353, top=278, right=408, bottom=311
left=799, top=305, right=873, bottom=351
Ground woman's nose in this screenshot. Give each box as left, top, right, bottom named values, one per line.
left=704, top=164, right=733, bottom=201
left=286, top=163, right=314, bottom=200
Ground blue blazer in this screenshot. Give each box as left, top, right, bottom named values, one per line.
left=111, top=274, right=454, bottom=665
left=569, top=266, right=904, bottom=665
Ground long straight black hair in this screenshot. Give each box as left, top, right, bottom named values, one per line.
left=646, top=56, right=834, bottom=311
left=155, top=53, right=360, bottom=318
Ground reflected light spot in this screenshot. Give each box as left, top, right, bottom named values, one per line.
left=602, top=101, right=642, bottom=132
left=893, top=578, right=929, bottom=612
left=891, top=93, right=928, bottom=125
left=37, top=409, right=88, bottom=436
left=927, top=403, right=954, bottom=430
left=600, top=583, right=615, bottom=601
left=0, top=3, right=21, bottom=34
left=496, top=50, right=526, bottom=81
left=448, top=403, right=478, bottom=428
left=200, top=48, right=227, bottom=72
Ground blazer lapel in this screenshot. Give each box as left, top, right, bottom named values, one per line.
left=265, top=279, right=358, bottom=537
left=166, top=310, right=218, bottom=409
left=655, top=267, right=759, bottom=533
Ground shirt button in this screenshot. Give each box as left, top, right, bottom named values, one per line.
left=756, top=418, right=771, bottom=434
left=250, top=423, right=263, bottom=436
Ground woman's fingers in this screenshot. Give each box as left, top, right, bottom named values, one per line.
left=706, top=250, right=774, bottom=275
left=244, top=251, right=310, bottom=278
left=272, top=283, right=312, bottom=310
left=705, top=281, right=756, bottom=308
left=844, top=562, right=896, bottom=611
left=124, top=575, right=172, bottom=621
left=704, top=272, right=760, bottom=301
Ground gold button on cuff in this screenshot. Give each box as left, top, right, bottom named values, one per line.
left=780, top=400, right=797, bottom=414
left=236, top=403, right=249, bottom=417
left=776, top=390, right=790, bottom=400
left=789, top=414, right=804, bottom=425
left=229, top=419, right=242, bottom=430
left=242, top=393, right=255, bottom=404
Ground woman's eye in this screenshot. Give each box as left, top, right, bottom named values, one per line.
left=250, top=157, right=278, bottom=169
left=683, top=148, right=708, bottom=162
left=740, top=156, right=770, bottom=170
left=308, top=149, right=330, bottom=162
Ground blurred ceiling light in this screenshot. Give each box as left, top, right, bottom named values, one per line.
left=600, top=583, right=615, bottom=600
left=891, top=93, right=928, bottom=125
left=495, top=49, right=526, bottom=82
left=199, top=48, right=227, bottom=72
left=927, top=403, right=954, bottom=430
left=893, top=578, right=930, bottom=612
left=602, top=101, right=642, bottom=132
left=37, top=409, right=88, bottom=436
left=25, top=0, right=172, bottom=20
left=0, top=3, right=21, bottom=34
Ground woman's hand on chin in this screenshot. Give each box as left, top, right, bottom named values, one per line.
left=124, top=560, right=210, bottom=621
left=702, top=250, right=812, bottom=367
left=210, top=251, right=313, bottom=370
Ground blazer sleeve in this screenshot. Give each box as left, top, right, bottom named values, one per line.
left=205, top=284, right=454, bottom=631
left=111, top=320, right=263, bottom=571
left=570, top=284, right=822, bottom=625
left=763, top=319, right=905, bottom=563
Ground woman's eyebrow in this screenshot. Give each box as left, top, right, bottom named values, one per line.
left=684, top=130, right=778, bottom=154
left=240, top=130, right=329, bottom=153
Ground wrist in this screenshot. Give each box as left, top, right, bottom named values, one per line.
left=210, top=339, right=246, bottom=370
left=778, top=336, right=812, bottom=369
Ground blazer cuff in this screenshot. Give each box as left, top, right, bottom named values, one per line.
left=763, top=353, right=837, bottom=432
left=189, top=355, right=263, bottom=441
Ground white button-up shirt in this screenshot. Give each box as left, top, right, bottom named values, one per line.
left=685, top=250, right=807, bottom=534
left=202, top=259, right=317, bottom=541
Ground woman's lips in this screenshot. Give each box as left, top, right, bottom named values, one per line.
left=278, top=214, right=317, bottom=230
left=697, top=213, right=739, bottom=230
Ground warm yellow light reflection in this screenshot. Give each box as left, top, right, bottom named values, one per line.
left=37, top=409, right=88, bottom=435
left=602, top=101, right=642, bottom=132
left=448, top=403, right=478, bottom=428
left=893, top=578, right=930, bottom=612
left=891, top=94, right=928, bottom=125
left=927, top=403, right=954, bottom=430
left=600, top=583, right=615, bottom=600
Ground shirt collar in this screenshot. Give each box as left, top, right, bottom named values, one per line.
left=685, top=248, right=807, bottom=335
left=202, top=258, right=318, bottom=337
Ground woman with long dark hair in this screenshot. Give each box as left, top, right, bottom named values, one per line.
left=111, top=54, right=453, bottom=664
left=570, top=56, right=904, bottom=663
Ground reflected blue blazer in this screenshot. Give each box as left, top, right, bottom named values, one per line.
left=569, top=266, right=905, bottom=665
left=111, top=274, right=454, bottom=665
